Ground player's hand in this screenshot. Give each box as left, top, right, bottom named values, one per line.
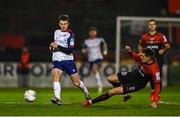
left=82, top=48, right=88, bottom=54
left=158, top=49, right=165, bottom=55
left=125, top=45, right=131, bottom=52
left=103, top=50, right=107, bottom=55
left=49, top=46, right=54, bottom=52
left=150, top=101, right=158, bottom=108
left=50, top=42, right=58, bottom=48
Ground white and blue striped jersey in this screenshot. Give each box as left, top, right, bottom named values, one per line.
left=52, top=29, right=75, bottom=61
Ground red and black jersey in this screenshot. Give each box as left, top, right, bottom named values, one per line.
left=128, top=51, right=161, bottom=102
left=139, top=32, right=168, bottom=57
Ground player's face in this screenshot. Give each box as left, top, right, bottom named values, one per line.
left=141, top=53, right=151, bottom=63
left=59, top=20, right=69, bottom=31
left=148, top=21, right=157, bottom=32
left=89, top=30, right=97, bottom=39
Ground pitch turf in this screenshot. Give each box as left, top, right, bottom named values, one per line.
left=0, top=86, right=179, bottom=116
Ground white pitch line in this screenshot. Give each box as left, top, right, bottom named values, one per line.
left=0, top=101, right=73, bottom=105
left=159, top=101, right=180, bottom=105
left=0, top=102, right=24, bottom=104
left=1, top=101, right=180, bottom=106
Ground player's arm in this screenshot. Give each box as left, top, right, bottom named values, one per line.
left=138, top=36, right=144, bottom=53
left=138, top=44, right=143, bottom=53
left=150, top=71, right=161, bottom=108
left=49, top=42, right=57, bottom=51
left=49, top=35, right=74, bottom=55
left=125, top=45, right=141, bottom=61
left=101, top=39, right=108, bottom=55
left=159, top=35, right=170, bottom=55
left=159, top=43, right=170, bottom=55
left=150, top=82, right=161, bottom=108
left=82, top=42, right=88, bottom=54
left=58, top=35, right=75, bottom=54
left=49, top=42, right=73, bottom=55
left=57, top=45, right=73, bottom=55
left=149, top=78, right=155, bottom=92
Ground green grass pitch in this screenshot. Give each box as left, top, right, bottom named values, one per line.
left=0, top=86, right=179, bottom=116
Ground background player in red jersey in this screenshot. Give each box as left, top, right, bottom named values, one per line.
left=138, top=19, right=170, bottom=99
left=82, top=46, right=161, bottom=108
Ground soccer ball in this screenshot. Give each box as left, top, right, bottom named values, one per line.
left=24, top=90, right=37, bottom=102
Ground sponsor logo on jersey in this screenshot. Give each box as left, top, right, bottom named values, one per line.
left=150, top=38, right=154, bottom=44
left=147, top=45, right=159, bottom=49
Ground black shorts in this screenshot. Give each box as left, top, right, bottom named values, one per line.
left=117, top=68, right=151, bottom=94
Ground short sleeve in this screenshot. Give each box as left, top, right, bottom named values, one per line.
left=82, top=40, right=87, bottom=48
left=54, top=30, right=60, bottom=41
left=161, top=34, right=168, bottom=44
left=67, top=32, right=75, bottom=48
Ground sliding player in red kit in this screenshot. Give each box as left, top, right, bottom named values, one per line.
left=82, top=46, right=161, bottom=108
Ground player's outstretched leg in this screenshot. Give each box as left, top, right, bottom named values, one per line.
left=82, top=86, right=123, bottom=107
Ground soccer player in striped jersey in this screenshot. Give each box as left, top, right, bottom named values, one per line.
left=82, top=26, right=108, bottom=94
left=49, top=15, right=91, bottom=105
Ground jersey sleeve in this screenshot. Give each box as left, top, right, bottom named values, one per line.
left=100, top=38, right=106, bottom=43
left=161, top=34, right=168, bottom=44
left=128, top=51, right=141, bottom=61
left=100, top=38, right=107, bottom=46
left=67, top=32, right=75, bottom=48
left=82, top=40, right=87, bottom=48
left=54, top=30, right=59, bottom=41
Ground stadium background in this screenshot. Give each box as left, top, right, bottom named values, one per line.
left=0, top=0, right=180, bottom=87
left=0, top=0, right=180, bottom=116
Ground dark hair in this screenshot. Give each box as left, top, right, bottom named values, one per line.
left=148, top=19, right=157, bottom=25
left=58, top=15, right=69, bottom=22
left=142, top=48, right=155, bottom=59
left=89, top=26, right=97, bottom=32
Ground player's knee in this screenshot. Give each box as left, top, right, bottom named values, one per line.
left=108, top=74, right=119, bottom=83
left=51, top=69, right=61, bottom=82
left=108, top=87, right=122, bottom=96
left=92, top=69, right=97, bottom=75
left=107, top=76, right=113, bottom=83
left=73, top=81, right=80, bottom=87
left=92, top=66, right=98, bottom=74
left=108, top=90, right=116, bottom=96
left=107, top=76, right=111, bottom=82
left=52, top=75, right=60, bottom=82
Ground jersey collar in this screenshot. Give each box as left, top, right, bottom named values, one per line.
left=148, top=31, right=158, bottom=36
